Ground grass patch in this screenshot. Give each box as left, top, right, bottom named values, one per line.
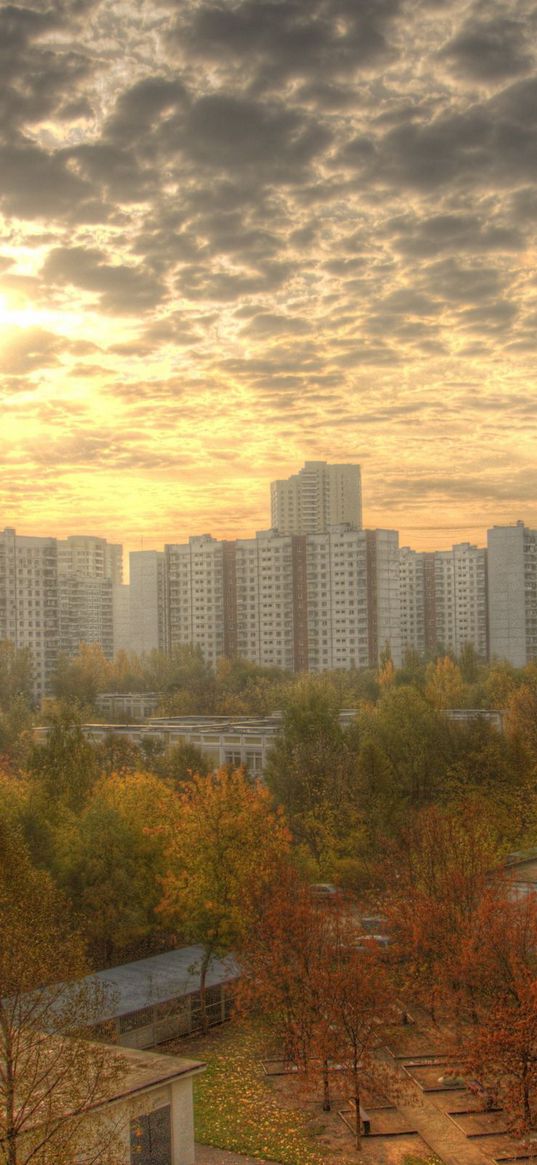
left=191, top=1023, right=328, bottom=1165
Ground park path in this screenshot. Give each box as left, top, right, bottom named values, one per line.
left=195, top=1145, right=279, bottom=1165
left=384, top=1054, right=496, bottom=1165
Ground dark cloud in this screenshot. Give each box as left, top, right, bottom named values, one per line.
left=440, top=16, right=535, bottom=82
left=0, top=139, right=104, bottom=220
left=169, top=0, right=401, bottom=91
left=42, top=247, right=165, bottom=312
left=182, top=93, right=331, bottom=175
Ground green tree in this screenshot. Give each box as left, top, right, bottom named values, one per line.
left=0, top=641, right=33, bottom=711
left=265, top=677, right=359, bottom=848
left=155, top=741, right=212, bottom=784
left=55, top=772, right=175, bottom=966
left=357, top=685, right=450, bottom=832
left=27, top=704, right=98, bottom=814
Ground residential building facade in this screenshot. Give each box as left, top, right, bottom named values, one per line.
left=271, top=461, right=362, bottom=535
left=488, top=522, right=537, bottom=666
left=129, top=550, right=168, bottom=655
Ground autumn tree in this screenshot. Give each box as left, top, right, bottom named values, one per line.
left=425, top=655, right=465, bottom=710
left=382, top=803, right=502, bottom=1019
left=52, top=644, right=113, bottom=708
left=0, top=818, right=126, bottom=1164
left=458, top=891, right=537, bottom=1134
left=327, top=934, right=394, bottom=1148
left=505, top=670, right=537, bottom=767
left=238, top=873, right=394, bottom=1138
left=158, top=767, right=290, bottom=1031
left=154, top=741, right=212, bottom=785
left=237, top=867, right=340, bottom=1109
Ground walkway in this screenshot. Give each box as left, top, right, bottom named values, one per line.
left=195, top=1145, right=279, bottom=1165
left=385, top=1057, right=497, bottom=1165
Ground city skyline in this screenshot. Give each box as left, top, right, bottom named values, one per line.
left=1, top=0, right=537, bottom=551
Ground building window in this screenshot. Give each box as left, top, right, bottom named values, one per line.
left=130, top=1105, right=171, bottom=1165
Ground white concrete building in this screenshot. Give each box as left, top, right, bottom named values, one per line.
left=253, top=529, right=299, bottom=671
left=307, top=526, right=369, bottom=671
left=432, top=543, right=487, bottom=658
left=129, top=551, right=168, bottom=655
left=164, top=526, right=399, bottom=673
left=57, top=534, right=123, bottom=660
left=58, top=535, right=123, bottom=584
left=166, top=535, right=225, bottom=666
left=368, top=529, right=402, bottom=667
left=399, top=547, right=426, bottom=657
left=399, top=542, right=488, bottom=661
left=113, top=583, right=131, bottom=654
left=271, top=460, right=362, bottom=535
left=0, top=527, right=59, bottom=699
left=488, top=522, right=537, bottom=666
left=21, top=1038, right=203, bottom=1165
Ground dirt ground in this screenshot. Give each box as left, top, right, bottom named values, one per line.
left=265, top=1066, right=432, bottom=1165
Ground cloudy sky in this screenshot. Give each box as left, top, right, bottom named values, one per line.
left=1, top=0, right=536, bottom=554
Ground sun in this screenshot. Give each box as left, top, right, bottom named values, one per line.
left=0, top=290, right=46, bottom=331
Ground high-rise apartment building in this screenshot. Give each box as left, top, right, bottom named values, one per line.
left=399, top=542, right=488, bottom=660
left=306, top=526, right=370, bottom=671
left=57, top=534, right=122, bottom=660
left=166, top=535, right=225, bottom=666
left=0, top=528, right=59, bottom=699
left=129, top=551, right=168, bottom=655
left=488, top=522, right=537, bottom=666
left=399, top=547, right=426, bottom=657
left=165, top=526, right=399, bottom=672
left=271, top=461, right=362, bottom=535
left=58, top=535, right=123, bottom=584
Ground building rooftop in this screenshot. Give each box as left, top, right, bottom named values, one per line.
left=80, top=945, right=240, bottom=1025
left=91, top=1042, right=205, bottom=1107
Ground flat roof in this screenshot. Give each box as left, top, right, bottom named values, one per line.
left=95, top=1042, right=205, bottom=1106
left=84, top=945, right=240, bottom=1025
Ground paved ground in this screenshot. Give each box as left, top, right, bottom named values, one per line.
left=195, top=1146, right=280, bottom=1165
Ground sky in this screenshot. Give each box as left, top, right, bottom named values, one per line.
left=1, top=0, right=537, bottom=555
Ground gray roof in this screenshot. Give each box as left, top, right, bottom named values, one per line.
left=85, top=945, right=240, bottom=1025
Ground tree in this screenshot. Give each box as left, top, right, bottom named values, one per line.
left=382, top=803, right=501, bottom=1019
left=425, top=656, right=465, bottom=710
left=460, top=892, right=537, bottom=1134
left=458, top=642, right=481, bottom=685
left=505, top=677, right=537, bottom=766
left=327, top=935, right=394, bottom=1148
left=55, top=772, right=176, bottom=966
left=357, top=686, right=450, bottom=832
left=238, top=872, right=394, bottom=1140
left=52, top=644, right=112, bottom=708
left=265, top=676, right=359, bottom=868
left=27, top=704, right=98, bottom=814
left=237, top=867, right=339, bottom=1108
left=0, top=642, right=33, bottom=712
left=154, top=741, right=212, bottom=784
left=158, top=767, right=291, bottom=1031
left=0, top=819, right=126, bottom=1164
